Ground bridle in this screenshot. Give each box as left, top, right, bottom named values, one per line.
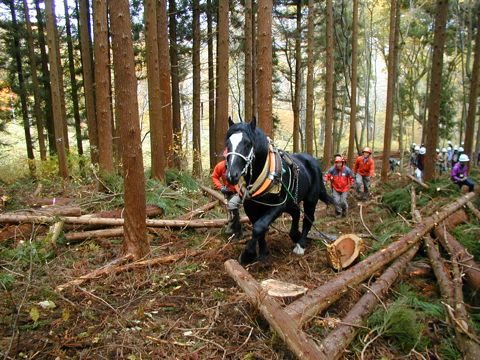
left=226, top=147, right=255, bottom=178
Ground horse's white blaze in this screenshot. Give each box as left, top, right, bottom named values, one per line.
left=293, top=243, right=305, bottom=256
left=228, top=132, right=243, bottom=169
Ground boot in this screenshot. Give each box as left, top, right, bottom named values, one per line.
left=225, top=209, right=243, bottom=238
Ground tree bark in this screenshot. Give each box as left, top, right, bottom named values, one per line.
left=192, top=0, right=202, bottom=177
left=464, top=8, right=480, bottom=159
left=78, top=0, right=99, bottom=164
left=225, top=260, right=327, bottom=360
left=23, top=0, right=47, bottom=161
left=305, top=0, right=314, bottom=155
left=157, top=0, right=174, bottom=169
left=45, top=0, right=69, bottom=178
left=35, top=1, right=56, bottom=155
left=257, top=0, right=273, bottom=137
left=320, top=243, right=420, bottom=360
left=347, top=0, right=359, bottom=168
left=207, top=0, right=216, bottom=169
left=424, top=0, right=449, bottom=181
left=284, top=192, right=476, bottom=326
left=215, top=0, right=229, bottom=156
left=293, top=0, right=302, bottom=152
left=9, top=0, right=35, bottom=168
left=252, top=1, right=258, bottom=118
left=64, top=0, right=84, bottom=156
left=109, top=0, right=149, bottom=260
left=168, top=0, right=182, bottom=169
left=244, top=0, right=253, bottom=123
left=323, top=0, right=334, bottom=169
left=93, top=0, right=114, bottom=176
left=381, top=0, right=399, bottom=181
left=145, top=0, right=165, bottom=180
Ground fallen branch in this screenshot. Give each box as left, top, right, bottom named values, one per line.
left=27, top=197, right=72, bottom=207
left=410, top=185, right=422, bottom=223
left=406, top=174, right=430, bottom=189
left=199, top=185, right=227, bottom=205
left=9, top=206, right=82, bottom=217
left=56, top=250, right=203, bottom=292
left=79, top=204, right=163, bottom=219
left=466, top=201, right=480, bottom=221
left=319, top=243, right=420, bottom=360
left=0, top=213, right=249, bottom=228
left=434, top=225, right=480, bottom=291
left=284, top=192, right=476, bottom=326
left=225, top=259, right=326, bottom=360
left=177, top=200, right=218, bottom=220
left=424, top=236, right=480, bottom=359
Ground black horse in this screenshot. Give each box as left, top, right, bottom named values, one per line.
left=225, top=117, right=332, bottom=264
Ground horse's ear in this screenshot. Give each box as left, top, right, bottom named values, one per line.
left=250, top=116, right=257, bottom=131
left=228, top=116, right=235, bottom=128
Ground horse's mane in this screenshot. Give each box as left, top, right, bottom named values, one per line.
left=225, top=122, right=269, bottom=156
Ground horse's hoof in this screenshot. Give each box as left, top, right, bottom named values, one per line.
left=239, top=250, right=257, bottom=265
left=292, top=243, right=305, bottom=256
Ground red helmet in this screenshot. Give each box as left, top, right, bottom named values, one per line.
left=334, top=155, right=344, bottom=163
left=362, top=147, right=372, bottom=154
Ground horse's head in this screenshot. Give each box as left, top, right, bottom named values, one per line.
left=225, top=116, right=257, bottom=185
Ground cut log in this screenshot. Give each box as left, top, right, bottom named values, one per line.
left=284, top=192, right=476, bottom=326
left=46, top=221, right=64, bottom=247
left=10, top=206, right=82, bottom=217
left=0, top=213, right=249, bottom=228
left=260, top=279, right=308, bottom=300
left=467, top=201, right=480, bottom=221
left=225, top=259, right=326, bottom=360
left=319, top=243, right=420, bottom=360
left=406, top=174, right=430, bottom=189
left=56, top=250, right=204, bottom=292
left=326, top=234, right=363, bottom=270
left=424, top=236, right=480, bottom=359
left=434, top=225, right=480, bottom=291
left=79, top=204, right=163, bottom=219
left=410, top=185, right=422, bottom=223
left=442, top=209, right=468, bottom=231
left=177, top=200, right=218, bottom=220
left=199, top=185, right=228, bottom=205
left=27, top=197, right=72, bottom=207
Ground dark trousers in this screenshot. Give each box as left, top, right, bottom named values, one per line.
left=456, top=178, right=475, bottom=192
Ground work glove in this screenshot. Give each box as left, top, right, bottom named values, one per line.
left=220, top=186, right=228, bottom=194
left=459, top=174, right=464, bottom=179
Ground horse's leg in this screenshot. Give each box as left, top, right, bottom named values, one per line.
left=288, top=207, right=302, bottom=244
left=293, top=200, right=317, bottom=256
left=239, top=207, right=283, bottom=264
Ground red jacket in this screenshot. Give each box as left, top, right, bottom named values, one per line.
left=212, top=161, right=236, bottom=192
left=325, top=165, right=354, bottom=193
left=354, top=156, right=375, bottom=177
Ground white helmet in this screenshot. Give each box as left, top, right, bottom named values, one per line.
left=447, top=140, right=452, bottom=144
left=454, top=146, right=458, bottom=151
left=441, top=148, right=447, bottom=153
left=412, top=142, right=416, bottom=147
left=458, top=146, right=464, bottom=152
left=461, top=141, right=465, bottom=146
left=459, top=154, right=469, bottom=162
left=414, top=145, right=420, bottom=151
left=436, top=148, right=440, bottom=153
left=419, top=147, right=426, bottom=155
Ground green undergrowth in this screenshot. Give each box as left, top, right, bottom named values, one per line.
left=452, top=222, right=480, bottom=262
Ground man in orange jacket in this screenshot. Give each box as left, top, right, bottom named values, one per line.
left=212, top=152, right=243, bottom=237
left=325, top=155, right=354, bottom=218
left=353, top=147, right=374, bottom=200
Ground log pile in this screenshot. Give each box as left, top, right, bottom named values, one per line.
left=226, top=192, right=479, bottom=360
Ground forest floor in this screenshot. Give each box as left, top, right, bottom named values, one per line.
left=0, top=165, right=479, bottom=360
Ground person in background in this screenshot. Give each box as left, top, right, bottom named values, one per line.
left=440, top=148, right=448, bottom=175
left=451, top=146, right=459, bottom=168
left=410, top=145, right=419, bottom=175
left=447, top=141, right=453, bottom=169
left=435, top=148, right=443, bottom=175
left=415, top=146, right=426, bottom=182
left=212, top=150, right=243, bottom=238
left=451, top=154, right=475, bottom=192
left=353, top=147, right=375, bottom=200
left=325, top=155, right=354, bottom=218
left=458, top=146, right=464, bottom=156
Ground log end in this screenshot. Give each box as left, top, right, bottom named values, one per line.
left=326, top=234, right=364, bottom=271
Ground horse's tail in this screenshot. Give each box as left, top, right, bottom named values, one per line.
left=316, top=165, right=333, bottom=205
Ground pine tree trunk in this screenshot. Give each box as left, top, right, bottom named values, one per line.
left=54, top=22, right=70, bottom=152
left=44, top=0, right=69, bottom=178
left=244, top=0, right=253, bottom=122
left=64, top=0, right=83, bottom=156
left=109, top=0, right=149, bottom=260
left=215, top=0, right=229, bottom=155
left=424, top=0, right=449, bottom=181
left=381, top=0, right=399, bottom=181
left=78, top=0, right=99, bottom=164
left=207, top=0, right=216, bottom=170
left=323, top=0, right=334, bottom=169
left=252, top=1, right=258, bottom=118
left=293, top=0, right=302, bottom=152
left=157, top=0, right=174, bottom=169
left=464, top=8, right=480, bottom=159
left=144, top=0, right=165, bottom=180
left=305, top=0, right=315, bottom=155
left=23, top=0, right=47, bottom=161
left=192, top=0, right=202, bottom=177
left=35, top=1, right=56, bottom=155
left=93, top=0, right=114, bottom=176
left=257, top=0, right=273, bottom=137
left=347, top=0, right=359, bottom=168
left=168, top=0, right=182, bottom=169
